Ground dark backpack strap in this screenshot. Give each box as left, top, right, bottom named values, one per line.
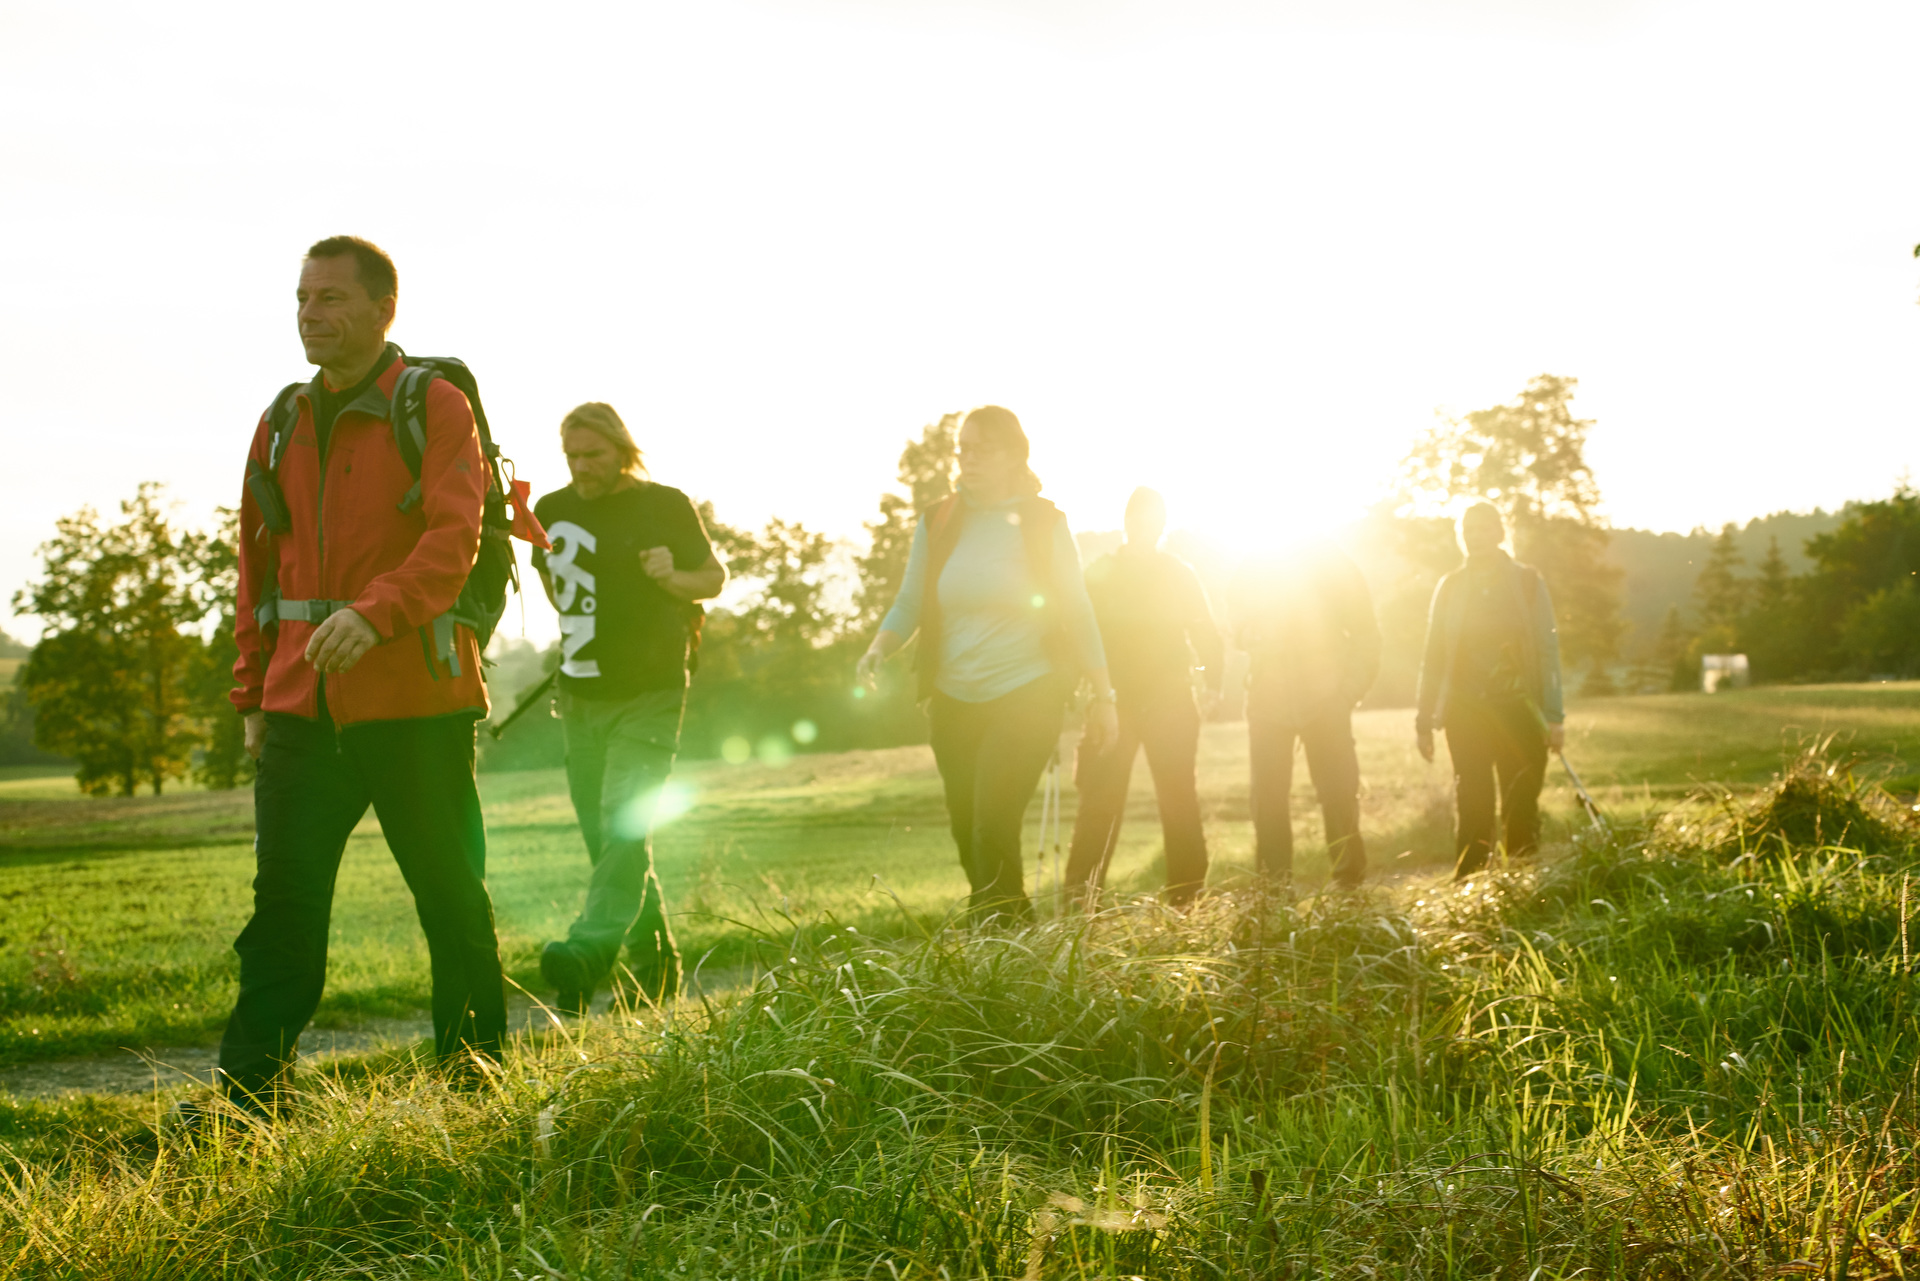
left=265, top=382, right=302, bottom=469
left=389, top=365, right=435, bottom=512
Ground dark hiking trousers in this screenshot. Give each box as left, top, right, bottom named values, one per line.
left=557, top=688, right=684, bottom=998
left=1065, top=686, right=1207, bottom=904
left=1247, top=708, right=1367, bottom=886
left=1444, top=695, right=1548, bottom=879
left=217, top=701, right=506, bottom=1105
left=928, top=675, right=1066, bottom=923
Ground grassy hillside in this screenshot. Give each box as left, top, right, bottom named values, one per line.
left=4, top=685, right=1920, bottom=1276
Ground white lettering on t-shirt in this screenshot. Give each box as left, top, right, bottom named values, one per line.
left=546, top=520, right=602, bottom=678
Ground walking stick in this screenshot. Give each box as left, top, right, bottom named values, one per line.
left=1557, top=750, right=1608, bottom=833
left=486, top=669, right=558, bottom=742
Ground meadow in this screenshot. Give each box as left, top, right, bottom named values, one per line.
left=4, top=683, right=1920, bottom=1278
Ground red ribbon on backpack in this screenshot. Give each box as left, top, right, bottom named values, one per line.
left=508, top=479, right=552, bottom=550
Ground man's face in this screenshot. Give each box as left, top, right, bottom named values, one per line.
left=296, top=255, right=393, bottom=372
left=563, top=427, right=624, bottom=499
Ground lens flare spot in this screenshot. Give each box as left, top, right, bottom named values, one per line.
left=791, top=719, right=818, bottom=745
left=757, top=735, right=794, bottom=766
left=611, top=780, right=697, bottom=839
left=720, top=735, right=752, bottom=764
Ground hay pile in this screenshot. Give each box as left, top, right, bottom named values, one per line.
left=1677, top=743, right=1920, bottom=859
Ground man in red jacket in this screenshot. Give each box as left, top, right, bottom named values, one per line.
left=215, top=236, right=506, bottom=1114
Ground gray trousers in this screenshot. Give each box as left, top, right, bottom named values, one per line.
left=560, top=687, right=685, bottom=993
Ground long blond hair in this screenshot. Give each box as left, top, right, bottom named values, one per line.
left=559, top=402, right=648, bottom=479
left=962, top=404, right=1042, bottom=496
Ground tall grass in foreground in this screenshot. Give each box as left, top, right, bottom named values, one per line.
left=7, top=748, right=1920, bottom=1278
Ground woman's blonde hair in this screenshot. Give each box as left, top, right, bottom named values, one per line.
left=559, top=402, right=648, bottom=478
left=962, top=404, right=1042, bottom=496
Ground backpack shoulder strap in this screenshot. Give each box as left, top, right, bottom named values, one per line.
left=265, top=382, right=302, bottom=469
left=389, top=364, right=436, bottom=512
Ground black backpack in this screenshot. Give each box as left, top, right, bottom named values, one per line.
left=246, top=349, right=520, bottom=679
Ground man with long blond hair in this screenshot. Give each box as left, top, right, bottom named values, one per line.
left=531, top=402, right=725, bottom=1012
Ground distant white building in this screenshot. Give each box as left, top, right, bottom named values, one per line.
left=1702, top=653, right=1750, bottom=693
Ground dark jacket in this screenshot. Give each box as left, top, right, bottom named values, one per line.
left=1415, top=550, right=1564, bottom=732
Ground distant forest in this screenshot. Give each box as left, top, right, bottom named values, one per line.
left=1607, top=509, right=1843, bottom=659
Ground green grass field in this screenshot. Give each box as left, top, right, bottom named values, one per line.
left=3, top=685, right=1917, bottom=1073
left=4, top=684, right=1920, bottom=1277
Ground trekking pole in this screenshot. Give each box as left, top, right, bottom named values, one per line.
left=1052, top=745, right=1067, bottom=918
left=486, top=669, right=558, bottom=741
left=1557, top=750, right=1609, bottom=833
left=1035, top=749, right=1054, bottom=907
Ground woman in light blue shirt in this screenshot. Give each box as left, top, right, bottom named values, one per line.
left=858, top=406, right=1118, bottom=922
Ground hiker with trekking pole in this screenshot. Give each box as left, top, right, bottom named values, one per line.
left=185, top=236, right=548, bottom=1129
left=1414, top=502, right=1569, bottom=879
left=529, top=403, right=726, bottom=1015
left=1061, top=487, right=1224, bottom=907
left=856, top=406, right=1116, bottom=925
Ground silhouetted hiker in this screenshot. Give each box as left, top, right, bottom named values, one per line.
left=1415, top=503, right=1566, bottom=879
left=532, top=403, right=725, bottom=1014
left=1063, top=488, right=1223, bottom=905
left=1230, top=541, right=1381, bottom=888
left=204, top=236, right=507, bottom=1121
left=858, top=406, right=1116, bottom=924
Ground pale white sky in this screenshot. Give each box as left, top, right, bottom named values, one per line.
left=3, top=0, right=1917, bottom=643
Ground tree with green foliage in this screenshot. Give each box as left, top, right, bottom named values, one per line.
left=1736, top=536, right=1809, bottom=681
left=1690, top=523, right=1746, bottom=656
left=1402, top=373, right=1625, bottom=692
left=188, top=508, right=253, bottom=790
left=855, top=414, right=958, bottom=634
left=1798, top=485, right=1920, bottom=677
left=12, top=484, right=219, bottom=795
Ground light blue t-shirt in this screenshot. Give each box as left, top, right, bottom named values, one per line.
left=881, top=496, right=1107, bottom=703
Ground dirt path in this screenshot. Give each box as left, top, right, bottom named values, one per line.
left=0, top=969, right=753, bottom=1103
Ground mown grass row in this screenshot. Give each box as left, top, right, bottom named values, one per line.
left=6, top=751, right=1920, bottom=1278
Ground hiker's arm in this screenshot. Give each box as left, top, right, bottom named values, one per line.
left=1414, top=576, right=1450, bottom=762
left=643, top=550, right=725, bottom=601
left=1052, top=519, right=1118, bottom=750
left=231, top=413, right=275, bottom=716
left=350, top=380, right=487, bottom=639
left=859, top=519, right=930, bottom=686
left=1533, top=574, right=1566, bottom=750
left=1176, top=565, right=1225, bottom=696
left=641, top=491, right=725, bottom=602
left=1339, top=558, right=1382, bottom=705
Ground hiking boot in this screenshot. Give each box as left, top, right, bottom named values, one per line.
left=540, top=941, right=595, bottom=1016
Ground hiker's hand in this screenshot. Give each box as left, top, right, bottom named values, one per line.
left=1084, top=699, right=1119, bottom=754
left=305, top=608, right=379, bottom=674
left=642, top=546, right=676, bottom=581
left=244, top=711, right=266, bottom=760
left=1548, top=723, right=1566, bottom=753
left=1416, top=726, right=1435, bottom=763
left=856, top=646, right=885, bottom=691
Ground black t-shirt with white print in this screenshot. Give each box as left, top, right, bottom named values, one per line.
left=531, top=482, right=714, bottom=700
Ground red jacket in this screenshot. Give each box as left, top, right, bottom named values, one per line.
left=231, top=353, right=491, bottom=726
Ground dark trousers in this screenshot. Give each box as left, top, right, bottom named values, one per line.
left=218, top=701, right=506, bottom=1103
left=1444, top=696, right=1548, bottom=878
left=1247, top=709, right=1367, bottom=886
left=928, top=676, right=1066, bottom=922
left=1064, top=687, right=1208, bottom=904
left=559, top=688, right=683, bottom=997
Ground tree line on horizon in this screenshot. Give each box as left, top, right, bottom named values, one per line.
left=5, top=375, right=1918, bottom=792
